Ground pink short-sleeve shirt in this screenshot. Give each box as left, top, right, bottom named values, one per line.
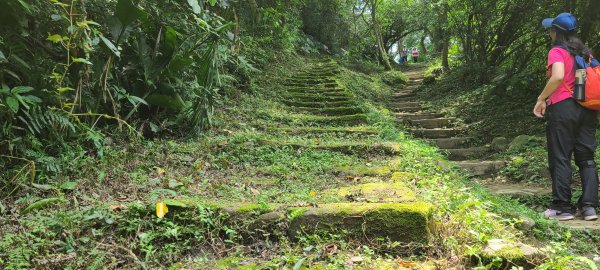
left=546, top=47, right=575, bottom=105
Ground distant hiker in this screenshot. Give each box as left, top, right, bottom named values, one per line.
left=402, top=48, right=409, bottom=64
left=412, top=47, right=419, bottom=63
left=534, top=12, right=598, bottom=221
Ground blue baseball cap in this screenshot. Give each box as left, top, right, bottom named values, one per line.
left=542, top=13, right=577, bottom=31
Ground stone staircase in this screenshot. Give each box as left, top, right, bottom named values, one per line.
left=392, top=70, right=506, bottom=177
left=260, top=60, right=434, bottom=247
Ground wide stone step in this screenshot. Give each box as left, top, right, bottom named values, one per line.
left=288, top=89, right=348, bottom=97
left=393, top=106, right=421, bottom=113
left=285, top=82, right=338, bottom=88
left=445, top=147, right=489, bottom=161
left=396, top=113, right=444, bottom=121
left=409, top=128, right=460, bottom=139
left=286, top=87, right=346, bottom=93
left=393, top=101, right=420, bottom=108
left=455, top=160, right=506, bottom=176
left=289, top=202, right=432, bottom=244
left=410, top=118, right=453, bottom=129
left=393, top=90, right=415, bottom=97
left=393, top=96, right=418, bottom=102
left=293, top=106, right=364, bottom=116
left=428, top=137, right=473, bottom=149
left=261, top=140, right=403, bottom=155
left=283, top=100, right=355, bottom=108
left=285, top=94, right=353, bottom=103
left=287, top=78, right=336, bottom=84
left=268, top=127, right=377, bottom=135
left=289, top=114, right=368, bottom=125
left=287, top=92, right=353, bottom=100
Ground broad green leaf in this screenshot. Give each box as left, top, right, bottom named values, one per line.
left=6, top=97, right=19, bottom=113
left=293, top=257, right=307, bottom=270
left=164, top=199, right=187, bottom=207
left=58, top=87, right=75, bottom=93
left=99, top=35, right=121, bottom=57
left=168, top=179, right=183, bottom=188
left=22, top=197, right=63, bottom=214
left=11, top=86, right=34, bottom=94
left=207, top=0, right=218, bottom=6
left=72, top=57, right=93, bottom=65
left=187, top=0, right=202, bottom=14
left=51, top=14, right=62, bottom=21
left=32, top=183, right=53, bottom=190
left=47, top=34, right=65, bottom=43
left=59, top=181, right=78, bottom=190
left=115, top=0, right=147, bottom=26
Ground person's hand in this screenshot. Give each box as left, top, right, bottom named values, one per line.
left=533, top=100, right=547, bottom=118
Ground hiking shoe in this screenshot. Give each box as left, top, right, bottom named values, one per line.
left=543, top=209, right=575, bottom=221
left=576, top=206, right=598, bottom=221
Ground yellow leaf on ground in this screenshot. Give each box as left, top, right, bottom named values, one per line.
left=309, top=191, right=317, bottom=196
left=156, top=202, right=168, bottom=218
left=156, top=167, right=166, bottom=176
left=196, top=162, right=204, bottom=170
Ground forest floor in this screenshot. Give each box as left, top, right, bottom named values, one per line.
left=1, top=57, right=599, bottom=269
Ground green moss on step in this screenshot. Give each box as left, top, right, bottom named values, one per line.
left=336, top=165, right=392, bottom=176
left=391, top=172, right=418, bottom=183
left=289, top=202, right=432, bottom=243
left=283, top=100, right=355, bottom=108
left=334, top=182, right=416, bottom=202
left=268, top=126, right=377, bottom=135
left=292, top=106, right=364, bottom=116
left=288, top=113, right=368, bottom=125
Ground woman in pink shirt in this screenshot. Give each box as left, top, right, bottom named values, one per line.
left=534, top=13, right=598, bottom=221
left=412, top=48, right=419, bottom=63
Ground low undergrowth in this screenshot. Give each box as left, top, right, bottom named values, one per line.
left=1, top=57, right=598, bottom=269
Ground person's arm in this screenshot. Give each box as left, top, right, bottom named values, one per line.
left=533, top=62, right=564, bottom=118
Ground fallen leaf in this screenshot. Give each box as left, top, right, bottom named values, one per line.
left=156, top=167, right=166, bottom=176
left=309, top=191, right=317, bottom=196
left=196, top=162, right=204, bottom=170
left=222, top=129, right=233, bottom=135
left=156, top=202, right=168, bottom=218
left=322, top=244, right=338, bottom=256
left=250, top=187, right=261, bottom=195
left=397, top=259, right=417, bottom=267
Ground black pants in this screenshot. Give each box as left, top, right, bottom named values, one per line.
left=546, top=98, right=599, bottom=213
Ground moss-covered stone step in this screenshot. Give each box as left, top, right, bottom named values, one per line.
left=392, top=106, right=421, bottom=113
left=475, top=239, right=543, bottom=269
left=393, top=95, right=418, bottom=102
left=267, top=126, right=377, bottom=135
left=286, top=88, right=347, bottom=95
left=392, top=90, right=416, bottom=97
left=283, top=100, right=356, bottom=108
left=260, top=140, right=402, bottom=155
left=286, top=113, right=368, bottom=125
left=455, top=160, right=506, bottom=176
left=410, top=118, right=454, bottom=129
left=287, top=78, right=337, bottom=84
left=287, top=91, right=353, bottom=99
left=285, top=82, right=339, bottom=88
left=393, top=101, right=420, bottom=108
left=409, top=128, right=460, bottom=139
left=285, top=93, right=354, bottom=103
left=445, top=147, right=489, bottom=161
left=291, top=106, right=364, bottom=116
left=395, top=112, right=444, bottom=121
left=288, top=202, right=433, bottom=244
left=335, top=164, right=393, bottom=176
left=328, top=182, right=417, bottom=203
left=428, top=137, right=473, bottom=149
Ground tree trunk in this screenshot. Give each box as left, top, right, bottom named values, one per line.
left=248, top=0, right=259, bottom=25
left=441, top=39, right=449, bottom=70
left=419, top=35, right=427, bottom=55
left=370, top=0, right=392, bottom=70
